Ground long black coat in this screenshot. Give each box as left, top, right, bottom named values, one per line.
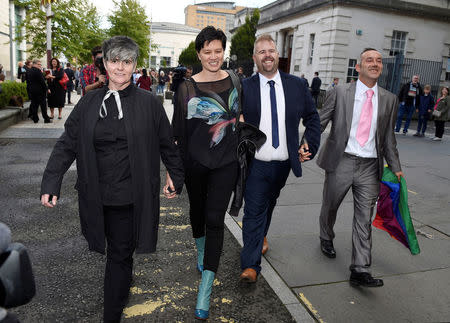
left=28, top=67, right=47, bottom=99
left=47, top=68, right=65, bottom=108
left=41, top=85, right=184, bottom=254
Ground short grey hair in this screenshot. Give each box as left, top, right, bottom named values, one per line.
left=32, top=59, right=41, bottom=65
left=102, top=36, right=139, bottom=63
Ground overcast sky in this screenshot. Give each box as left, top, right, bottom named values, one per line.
left=93, top=0, right=275, bottom=26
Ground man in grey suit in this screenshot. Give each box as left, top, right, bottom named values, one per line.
left=317, top=48, right=404, bottom=287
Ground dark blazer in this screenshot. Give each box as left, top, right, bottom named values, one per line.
left=398, top=82, right=423, bottom=108
left=64, top=68, right=75, bottom=90
left=41, top=85, right=184, bottom=254
left=28, top=67, right=47, bottom=98
left=241, top=71, right=321, bottom=177
left=317, top=82, right=401, bottom=180
left=311, top=76, right=322, bottom=93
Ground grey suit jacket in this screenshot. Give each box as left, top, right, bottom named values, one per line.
left=316, top=82, right=401, bottom=180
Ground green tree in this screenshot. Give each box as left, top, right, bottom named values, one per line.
left=178, top=41, right=198, bottom=66
left=107, top=0, right=151, bottom=67
left=14, top=0, right=105, bottom=64
left=230, top=9, right=260, bottom=61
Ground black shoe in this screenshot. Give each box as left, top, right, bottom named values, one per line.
left=320, top=238, right=336, bottom=258
left=413, top=132, right=420, bottom=137
left=350, top=272, right=383, bottom=287
left=44, top=119, right=52, bottom=123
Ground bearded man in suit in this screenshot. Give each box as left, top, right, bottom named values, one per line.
left=317, top=48, right=404, bottom=287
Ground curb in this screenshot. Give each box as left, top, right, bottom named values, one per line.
left=224, top=213, right=316, bottom=323
left=0, top=102, right=30, bottom=133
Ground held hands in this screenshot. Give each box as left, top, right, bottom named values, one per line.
left=41, top=194, right=57, bottom=208
left=163, top=172, right=177, bottom=199
left=395, top=171, right=404, bottom=182
left=298, top=142, right=312, bottom=162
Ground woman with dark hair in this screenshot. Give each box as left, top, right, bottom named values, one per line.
left=170, top=26, right=240, bottom=320
left=40, top=36, right=184, bottom=322
left=432, top=86, right=449, bottom=141
left=46, top=57, right=65, bottom=119
left=136, top=68, right=151, bottom=91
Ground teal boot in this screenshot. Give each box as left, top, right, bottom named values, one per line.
left=194, top=269, right=215, bottom=320
left=195, top=237, right=205, bottom=273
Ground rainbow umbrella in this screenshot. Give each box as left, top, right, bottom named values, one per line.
left=373, top=167, right=420, bottom=255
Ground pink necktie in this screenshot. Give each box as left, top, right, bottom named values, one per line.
left=356, top=89, right=374, bottom=147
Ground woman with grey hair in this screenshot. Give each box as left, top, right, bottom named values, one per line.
left=40, top=36, right=184, bottom=322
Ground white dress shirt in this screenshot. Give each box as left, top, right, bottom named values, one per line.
left=344, top=79, right=378, bottom=158
left=255, top=71, right=289, bottom=161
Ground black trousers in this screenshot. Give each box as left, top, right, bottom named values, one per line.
left=103, top=204, right=135, bottom=323
left=435, top=120, right=445, bottom=138
left=184, top=161, right=238, bottom=273
left=66, top=88, right=72, bottom=103
left=29, top=95, right=49, bottom=122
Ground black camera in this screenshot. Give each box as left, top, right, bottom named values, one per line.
left=94, top=56, right=107, bottom=75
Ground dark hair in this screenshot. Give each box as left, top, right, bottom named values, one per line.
left=361, top=47, right=378, bottom=55
left=142, top=68, right=148, bottom=77
left=91, top=46, right=102, bottom=57
left=441, top=86, right=449, bottom=96
left=51, top=57, right=60, bottom=69
left=314, top=72, right=319, bottom=76
left=187, top=66, right=193, bottom=71
left=195, top=26, right=226, bottom=53
left=66, top=62, right=71, bottom=67
left=359, top=47, right=380, bottom=63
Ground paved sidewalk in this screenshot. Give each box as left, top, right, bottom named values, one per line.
left=230, top=126, right=450, bottom=322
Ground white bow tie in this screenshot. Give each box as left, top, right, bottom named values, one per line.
left=100, top=90, right=123, bottom=120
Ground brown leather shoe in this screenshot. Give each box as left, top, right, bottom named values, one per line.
left=240, top=268, right=257, bottom=283
left=262, top=237, right=269, bottom=255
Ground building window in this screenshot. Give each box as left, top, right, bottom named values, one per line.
left=160, top=56, right=171, bottom=67
left=390, top=30, right=407, bottom=56
left=347, top=59, right=359, bottom=83
left=308, top=34, right=315, bottom=65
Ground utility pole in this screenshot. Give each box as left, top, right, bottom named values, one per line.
left=42, top=0, right=54, bottom=68
left=9, top=2, right=14, bottom=80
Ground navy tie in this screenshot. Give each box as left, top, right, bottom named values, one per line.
left=268, top=80, right=279, bottom=148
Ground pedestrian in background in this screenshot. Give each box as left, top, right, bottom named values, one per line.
left=28, top=59, right=51, bottom=124
left=17, top=61, right=27, bottom=82
left=395, top=75, right=423, bottom=134
left=64, top=63, right=75, bottom=104
left=136, top=68, right=151, bottom=91
left=171, top=26, right=240, bottom=320
left=311, top=71, right=322, bottom=107
left=74, top=67, right=80, bottom=93
left=46, top=58, right=65, bottom=120
left=414, top=84, right=434, bottom=137
left=40, top=36, right=184, bottom=322
left=157, top=70, right=167, bottom=94
left=81, top=46, right=105, bottom=95
left=432, top=86, right=449, bottom=141
left=327, top=77, right=339, bottom=91
left=300, top=73, right=309, bottom=87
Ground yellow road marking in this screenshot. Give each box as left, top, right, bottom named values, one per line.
left=408, top=189, right=418, bottom=195
left=123, top=299, right=165, bottom=318
left=298, top=292, right=325, bottom=323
